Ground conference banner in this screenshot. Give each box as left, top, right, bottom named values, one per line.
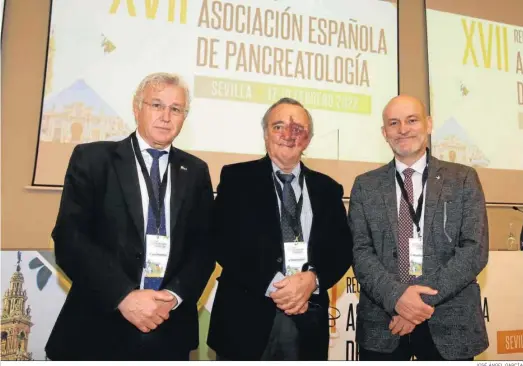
left=426, top=2, right=523, bottom=171
left=426, top=0, right=523, bottom=203
left=2, top=250, right=522, bottom=360
left=32, top=0, right=398, bottom=189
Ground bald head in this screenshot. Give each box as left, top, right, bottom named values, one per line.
left=381, top=94, right=432, bottom=166
left=382, top=95, right=428, bottom=125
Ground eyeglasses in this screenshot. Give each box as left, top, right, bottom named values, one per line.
left=142, top=101, right=186, bottom=116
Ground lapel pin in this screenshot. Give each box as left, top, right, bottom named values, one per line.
left=180, top=165, right=187, bottom=171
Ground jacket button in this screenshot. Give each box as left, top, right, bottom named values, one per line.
left=276, top=257, right=283, bottom=263
left=392, top=251, right=397, bottom=258
left=136, top=252, right=143, bottom=260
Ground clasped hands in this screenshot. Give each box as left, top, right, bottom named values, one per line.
left=118, top=289, right=176, bottom=333
left=270, top=271, right=317, bottom=316
left=390, top=285, right=438, bottom=336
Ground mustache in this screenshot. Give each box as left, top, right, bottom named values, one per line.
left=395, top=136, right=415, bottom=141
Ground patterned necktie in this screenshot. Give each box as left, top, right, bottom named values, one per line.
left=145, top=148, right=168, bottom=236
left=398, top=168, right=415, bottom=283
left=275, top=171, right=303, bottom=242
left=144, top=148, right=168, bottom=291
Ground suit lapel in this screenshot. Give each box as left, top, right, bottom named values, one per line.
left=169, top=150, right=189, bottom=236
left=258, top=156, right=283, bottom=248
left=113, top=136, right=144, bottom=245
left=423, top=157, right=444, bottom=245
left=381, top=161, right=399, bottom=247
left=165, top=149, right=189, bottom=273
left=301, top=163, right=318, bottom=247
left=161, top=148, right=191, bottom=286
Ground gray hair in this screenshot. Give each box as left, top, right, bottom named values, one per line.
left=133, top=72, right=191, bottom=115
left=261, top=97, right=314, bottom=137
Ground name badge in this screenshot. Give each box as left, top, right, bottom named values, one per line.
left=145, top=235, right=170, bottom=278
left=409, top=237, right=423, bottom=277
left=283, top=241, right=308, bottom=276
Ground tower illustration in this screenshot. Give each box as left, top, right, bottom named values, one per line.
left=1, top=252, right=33, bottom=360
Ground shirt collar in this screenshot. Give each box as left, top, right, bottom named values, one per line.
left=135, top=130, right=171, bottom=154
left=271, top=160, right=301, bottom=178
left=395, top=151, right=427, bottom=176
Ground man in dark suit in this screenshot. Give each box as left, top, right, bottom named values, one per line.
left=348, top=95, right=489, bottom=361
left=45, top=72, right=215, bottom=360
left=207, top=97, right=353, bottom=360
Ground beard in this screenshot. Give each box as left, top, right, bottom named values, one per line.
left=390, top=138, right=427, bottom=159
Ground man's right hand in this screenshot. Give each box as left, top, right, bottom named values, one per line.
left=394, top=285, right=437, bottom=324
left=389, top=315, right=416, bottom=336
left=118, top=289, right=174, bottom=333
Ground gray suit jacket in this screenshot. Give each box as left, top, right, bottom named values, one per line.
left=348, top=156, right=489, bottom=360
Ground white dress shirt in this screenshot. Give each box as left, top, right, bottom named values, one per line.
left=133, top=131, right=182, bottom=308
left=395, top=152, right=428, bottom=239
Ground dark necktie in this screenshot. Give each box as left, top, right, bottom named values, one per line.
left=398, top=168, right=415, bottom=283
left=144, top=148, right=168, bottom=291
left=145, top=148, right=168, bottom=236
left=276, top=171, right=303, bottom=242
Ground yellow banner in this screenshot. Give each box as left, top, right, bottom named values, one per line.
left=194, top=75, right=371, bottom=115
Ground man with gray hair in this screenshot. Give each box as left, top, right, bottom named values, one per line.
left=46, top=72, right=215, bottom=360
left=207, top=97, right=353, bottom=360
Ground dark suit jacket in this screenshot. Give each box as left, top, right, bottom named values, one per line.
left=207, top=156, right=353, bottom=360
left=45, top=134, right=215, bottom=360
left=348, top=156, right=489, bottom=360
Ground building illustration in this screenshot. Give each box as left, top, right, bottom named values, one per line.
left=1, top=252, right=33, bottom=361
left=432, top=117, right=490, bottom=168
left=39, top=79, right=131, bottom=143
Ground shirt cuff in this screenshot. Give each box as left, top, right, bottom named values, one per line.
left=304, top=264, right=320, bottom=295
left=313, top=276, right=320, bottom=295
left=164, top=290, right=183, bottom=310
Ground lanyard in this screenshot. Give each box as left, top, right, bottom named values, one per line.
left=273, top=171, right=305, bottom=241
left=394, top=154, right=429, bottom=236
left=131, top=132, right=171, bottom=235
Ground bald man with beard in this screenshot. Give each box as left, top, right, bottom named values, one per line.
left=348, top=95, right=489, bottom=361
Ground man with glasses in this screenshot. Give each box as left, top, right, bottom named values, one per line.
left=45, top=72, right=215, bottom=360
left=207, top=97, right=353, bottom=360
